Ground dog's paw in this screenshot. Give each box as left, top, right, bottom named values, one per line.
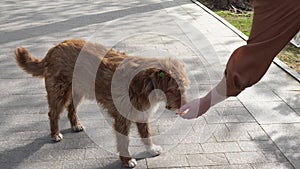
left=72, top=124, right=85, bottom=132
left=125, top=158, right=137, bottom=168
left=52, top=133, right=63, bottom=142
left=147, top=144, right=162, bottom=156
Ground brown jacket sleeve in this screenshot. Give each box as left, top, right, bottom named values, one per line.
left=224, top=0, right=300, bottom=96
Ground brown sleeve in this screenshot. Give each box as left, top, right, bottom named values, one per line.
left=224, top=0, right=300, bottom=97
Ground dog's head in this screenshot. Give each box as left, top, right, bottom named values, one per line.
left=129, top=58, right=190, bottom=111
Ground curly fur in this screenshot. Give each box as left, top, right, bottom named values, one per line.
left=14, top=39, right=189, bottom=167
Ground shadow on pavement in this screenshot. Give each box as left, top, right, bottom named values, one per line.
left=0, top=1, right=189, bottom=45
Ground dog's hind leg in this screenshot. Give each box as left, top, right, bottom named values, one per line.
left=136, top=122, right=162, bottom=156
left=46, top=78, right=71, bottom=142
left=113, top=115, right=136, bottom=168
left=67, top=93, right=84, bottom=132
left=47, top=100, right=68, bottom=142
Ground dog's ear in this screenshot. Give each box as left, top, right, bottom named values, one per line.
left=129, top=69, right=155, bottom=97
left=143, top=76, right=154, bottom=94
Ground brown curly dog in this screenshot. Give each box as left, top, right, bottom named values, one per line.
left=14, top=39, right=189, bottom=168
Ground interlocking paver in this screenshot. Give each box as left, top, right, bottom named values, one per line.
left=2, top=161, right=64, bottom=169
left=247, top=131, right=270, bottom=141
left=238, top=141, right=278, bottom=152
left=63, top=159, right=104, bottom=169
left=243, top=100, right=300, bottom=124
left=251, top=162, right=294, bottom=169
left=262, top=151, right=289, bottom=163
left=216, top=107, right=251, bottom=115
left=201, top=142, right=241, bottom=153
left=169, top=143, right=203, bottom=154
left=226, top=123, right=262, bottom=132
left=187, top=153, right=229, bottom=166
left=0, top=0, right=299, bottom=168
left=26, top=149, right=86, bottom=162
left=261, top=124, right=300, bottom=168
left=85, top=147, right=117, bottom=159
left=214, top=130, right=252, bottom=142
left=202, top=164, right=253, bottom=169
left=237, top=85, right=282, bottom=102
left=146, top=154, right=189, bottom=168
left=225, top=152, right=267, bottom=164
left=285, top=153, right=300, bottom=168
left=273, top=90, right=300, bottom=109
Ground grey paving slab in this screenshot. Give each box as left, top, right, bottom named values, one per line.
left=260, top=64, right=300, bottom=91
left=238, top=141, right=279, bottom=152
left=85, top=147, right=117, bottom=159
left=214, top=130, right=252, bottom=142
left=0, top=106, right=49, bottom=115
left=237, top=85, right=282, bottom=102
left=168, top=143, right=204, bottom=154
left=225, top=151, right=267, bottom=164
left=63, top=159, right=104, bottom=169
left=0, top=76, right=42, bottom=89
left=65, top=158, right=147, bottom=169
left=186, top=153, right=229, bottom=166
left=273, top=89, right=300, bottom=109
left=262, top=151, right=289, bottom=163
left=262, top=124, right=300, bottom=168
left=217, top=100, right=245, bottom=108
left=226, top=122, right=263, bottom=132
left=295, top=108, right=300, bottom=115
left=0, top=161, right=64, bottom=169
left=201, top=142, right=241, bottom=153
left=146, top=154, right=189, bottom=168
left=215, top=107, right=251, bottom=116
left=285, top=153, right=300, bottom=169
left=247, top=131, right=271, bottom=141
left=204, top=113, right=255, bottom=124
left=202, top=164, right=253, bottom=169
left=242, top=100, right=300, bottom=124
left=251, top=162, right=294, bottom=169
left=0, top=0, right=299, bottom=168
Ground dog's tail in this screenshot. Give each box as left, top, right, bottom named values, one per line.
left=14, top=47, right=45, bottom=78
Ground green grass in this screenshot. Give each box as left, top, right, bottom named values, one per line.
left=215, top=10, right=300, bottom=73
left=277, top=44, right=300, bottom=73
left=215, top=11, right=253, bottom=36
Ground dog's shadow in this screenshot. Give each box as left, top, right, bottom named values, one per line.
left=0, top=128, right=90, bottom=168
left=1, top=125, right=157, bottom=169
left=1, top=134, right=49, bottom=168
left=102, top=152, right=158, bottom=169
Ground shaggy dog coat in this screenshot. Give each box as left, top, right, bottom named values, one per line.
left=14, top=39, right=189, bottom=167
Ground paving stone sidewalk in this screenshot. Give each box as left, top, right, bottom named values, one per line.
left=0, top=0, right=299, bottom=168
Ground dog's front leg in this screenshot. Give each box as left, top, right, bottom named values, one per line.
left=114, top=115, right=136, bottom=168
left=136, top=122, right=162, bottom=156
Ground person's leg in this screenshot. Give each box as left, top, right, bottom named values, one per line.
left=179, top=0, right=300, bottom=118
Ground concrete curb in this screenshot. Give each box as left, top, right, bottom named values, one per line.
left=190, top=0, right=300, bottom=83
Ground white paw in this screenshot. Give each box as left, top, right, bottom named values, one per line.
left=52, top=133, right=63, bottom=142
left=72, top=124, right=85, bottom=132
left=127, top=158, right=137, bottom=168
left=147, top=144, right=162, bottom=156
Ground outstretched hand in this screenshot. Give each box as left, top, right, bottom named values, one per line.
left=176, top=98, right=203, bottom=119
left=177, top=81, right=227, bottom=119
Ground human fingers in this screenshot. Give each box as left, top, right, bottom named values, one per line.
left=176, top=108, right=189, bottom=115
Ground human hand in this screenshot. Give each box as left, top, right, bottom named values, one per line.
left=176, top=98, right=202, bottom=119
